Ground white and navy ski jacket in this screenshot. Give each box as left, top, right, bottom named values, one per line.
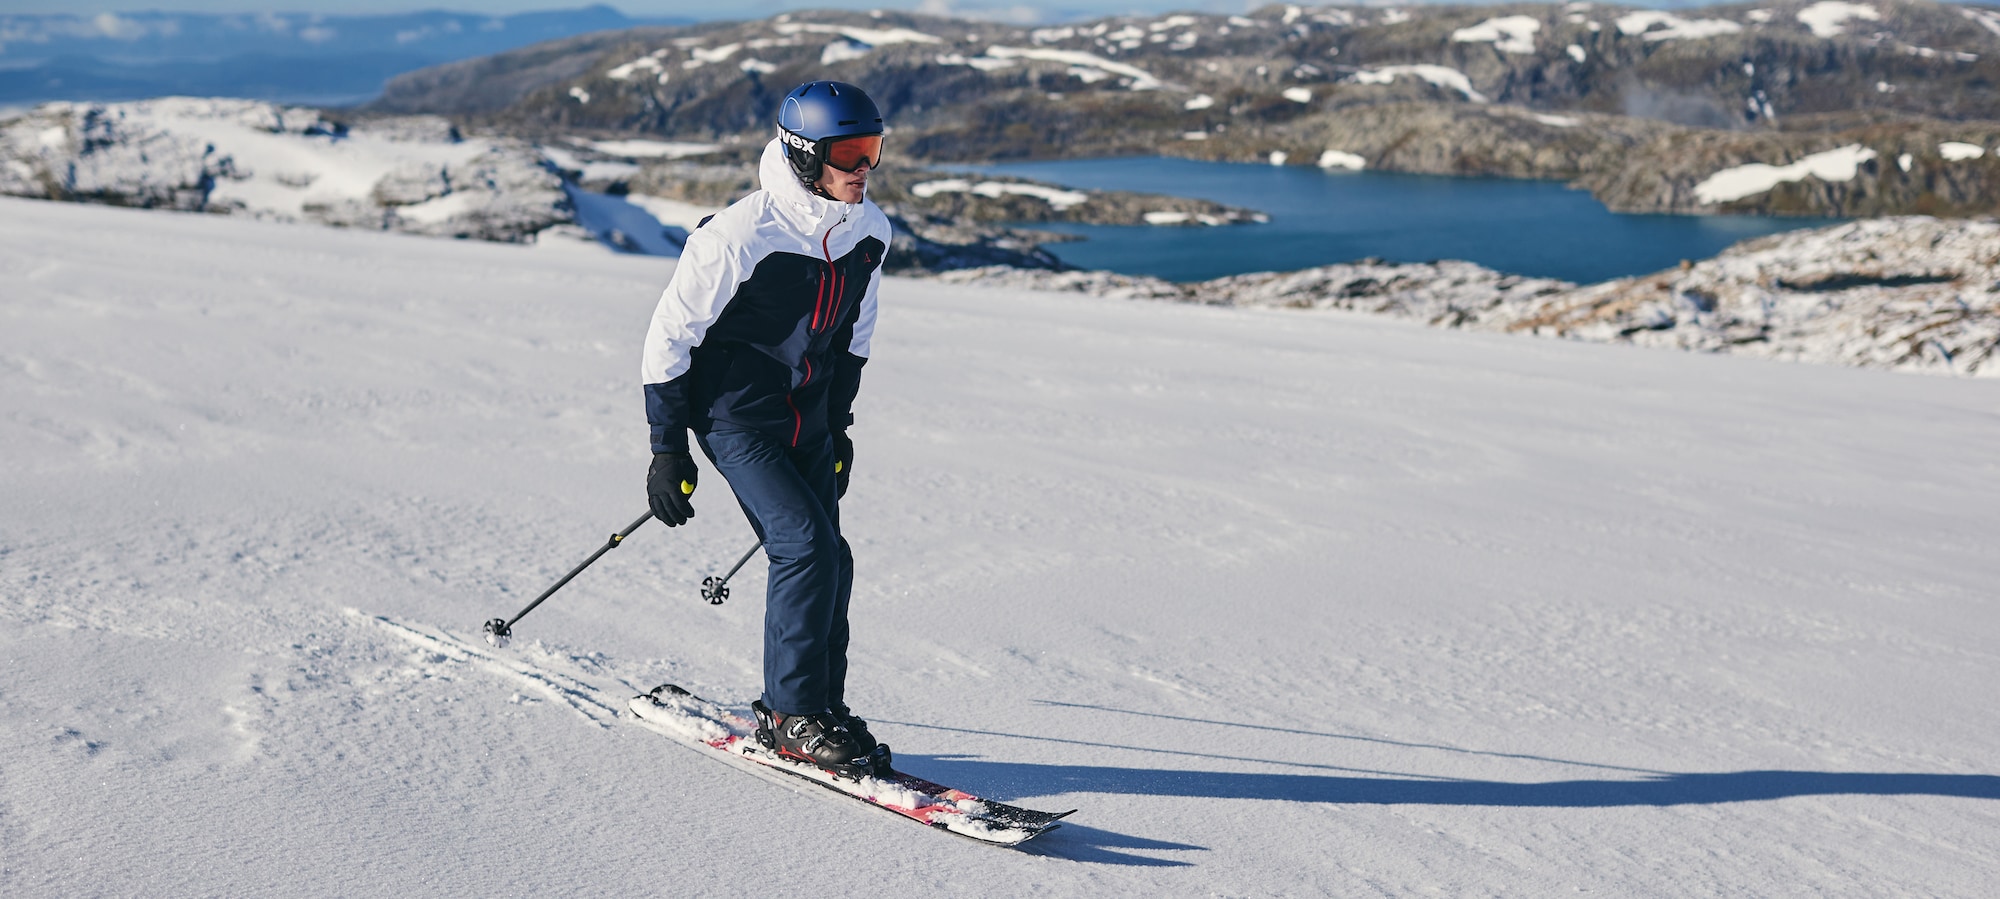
left=641, top=138, right=890, bottom=454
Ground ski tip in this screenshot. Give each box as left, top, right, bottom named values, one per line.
left=649, top=684, right=692, bottom=698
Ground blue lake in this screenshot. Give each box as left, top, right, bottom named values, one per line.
left=954, top=156, right=1838, bottom=284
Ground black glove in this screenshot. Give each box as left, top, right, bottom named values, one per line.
left=647, top=452, right=698, bottom=526
left=832, top=432, right=853, bottom=499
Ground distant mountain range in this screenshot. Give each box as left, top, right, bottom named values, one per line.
left=0, top=6, right=691, bottom=106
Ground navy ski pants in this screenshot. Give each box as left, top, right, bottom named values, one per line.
left=696, top=427, right=853, bottom=716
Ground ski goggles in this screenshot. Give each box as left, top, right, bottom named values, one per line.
left=823, top=134, right=884, bottom=173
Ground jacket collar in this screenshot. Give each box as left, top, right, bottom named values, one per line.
left=758, top=137, right=854, bottom=233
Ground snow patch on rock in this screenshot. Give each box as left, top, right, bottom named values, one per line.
left=1615, top=11, right=1744, bottom=41
left=1318, top=149, right=1366, bottom=170
left=1938, top=141, right=1987, bottom=161
left=1350, top=64, right=1487, bottom=102
left=1452, top=15, right=1542, bottom=54
left=1692, top=145, right=1878, bottom=205
left=909, top=178, right=1090, bottom=210
left=983, top=46, right=1162, bottom=90
left=1796, top=2, right=1880, bottom=38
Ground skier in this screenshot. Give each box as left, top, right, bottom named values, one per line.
left=640, top=81, right=891, bottom=773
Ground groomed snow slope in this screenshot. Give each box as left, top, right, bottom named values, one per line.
left=4, top=197, right=1999, bottom=895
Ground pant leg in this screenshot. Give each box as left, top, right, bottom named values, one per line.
left=697, top=428, right=847, bottom=716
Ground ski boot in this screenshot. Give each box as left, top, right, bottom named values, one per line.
left=753, top=700, right=871, bottom=777
left=835, top=704, right=893, bottom=772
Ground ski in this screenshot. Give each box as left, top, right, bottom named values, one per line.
left=626, top=684, right=1074, bottom=846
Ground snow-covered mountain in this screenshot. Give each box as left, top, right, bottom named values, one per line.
left=5, top=196, right=1998, bottom=895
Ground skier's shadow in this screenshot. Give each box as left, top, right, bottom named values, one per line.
left=903, top=755, right=2000, bottom=808
left=885, top=702, right=2000, bottom=865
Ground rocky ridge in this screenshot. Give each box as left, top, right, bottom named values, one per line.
left=0, top=98, right=568, bottom=242
left=366, top=1, right=2000, bottom=218
left=931, top=216, right=2000, bottom=376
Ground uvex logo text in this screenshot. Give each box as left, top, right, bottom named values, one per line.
left=779, top=130, right=815, bottom=154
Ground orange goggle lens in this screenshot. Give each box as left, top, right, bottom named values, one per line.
left=824, top=135, right=884, bottom=172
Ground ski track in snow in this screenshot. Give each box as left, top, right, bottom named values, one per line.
left=359, top=611, right=626, bottom=727
left=4, top=197, right=2000, bottom=893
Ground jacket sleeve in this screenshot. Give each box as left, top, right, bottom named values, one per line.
left=642, top=222, right=759, bottom=453
left=826, top=266, right=881, bottom=431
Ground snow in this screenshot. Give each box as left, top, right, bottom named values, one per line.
left=1184, top=94, right=1215, bottom=110
left=606, top=52, right=669, bottom=82
left=1568, top=43, right=1588, bottom=63
left=1533, top=113, right=1581, bottom=127
left=982, top=46, right=1163, bottom=90
left=1692, top=144, right=1879, bottom=205
left=0, top=99, right=562, bottom=243
left=1899, top=152, right=1914, bottom=172
left=739, top=58, right=778, bottom=74
left=1268, top=150, right=1289, bottom=165
left=772, top=22, right=943, bottom=47
left=1966, top=7, right=2000, bottom=38
left=620, top=194, right=722, bottom=231
left=583, top=139, right=719, bottom=160
left=568, top=86, right=590, bottom=104
left=1901, top=45, right=1979, bottom=62
left=1452, top=15, right=1542, bottom=54
left=934, top=53, right=1015, bottom=71
left=907, top=178, right=1090, bottom=210
left=1282, top=87, right=1313, bottom=103
left=822, top=40, right=870, bottom=65
left=1615, top=11, right=1744, bottom=41
left=6, top=197, right=2000, bottom=894
left=1938, top=141, right=1986, bottom=161
left=1350, top=64, right=1487, bottom=103
left=538, top=145, right=640, bottom=182
left=1318, top=149, right=1366, bottom=170
left=1796, top=1, right=1881, bottom=38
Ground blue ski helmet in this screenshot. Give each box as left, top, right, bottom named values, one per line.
left=777, top=80, right=884, bottom=187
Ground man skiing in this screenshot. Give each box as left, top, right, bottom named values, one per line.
left=640, top=81, right=891, bottom=774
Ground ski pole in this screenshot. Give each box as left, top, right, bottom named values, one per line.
left=700, top=539, right=764, bottom=605
left=484, top=511, right=653, bottom=648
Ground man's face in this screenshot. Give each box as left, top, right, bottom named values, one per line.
left=815, top=158, right=869, bottom=204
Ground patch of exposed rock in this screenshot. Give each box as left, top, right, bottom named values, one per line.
left=0, top=98, right=568, bottom=243
left=1496, top=216, right=2000, bottom=372
left=929, top=217, right=2000, bottom=376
